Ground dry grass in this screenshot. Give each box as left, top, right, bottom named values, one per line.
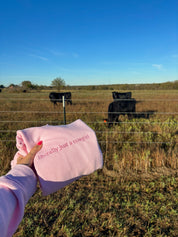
left=0, top=89, right=177, bottom=236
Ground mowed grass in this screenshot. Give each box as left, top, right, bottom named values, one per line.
left=0, top=89, right=178, bottom=236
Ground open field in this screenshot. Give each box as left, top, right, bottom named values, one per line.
left=0, top=89, right=178, bottom=236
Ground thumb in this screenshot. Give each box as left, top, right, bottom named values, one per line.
left=29, top=141, right=43, bottom=157
left=17, top=141, right=43, bottom=167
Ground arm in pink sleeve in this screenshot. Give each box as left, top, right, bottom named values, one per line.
left=0, top=165, right=37, bottom=237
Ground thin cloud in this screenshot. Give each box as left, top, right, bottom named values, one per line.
left=49, top=49, right=79, bottom=58
left=152, top=64, right=163, bottom=70
left=172, top=54, right=178, bottom=58
left=49, top=50, right=65, bottom=56
left=29, top=54, right=48, bottom=61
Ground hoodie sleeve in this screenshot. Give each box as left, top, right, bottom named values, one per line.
left=0, top=165, right=37, bottom=237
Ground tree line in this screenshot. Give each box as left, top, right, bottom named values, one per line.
left=1, top=78, right=178, bottom=92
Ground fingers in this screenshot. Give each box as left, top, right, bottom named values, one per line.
left=17, top=155, right=24, bottom=163
left=17, top=141, right=43, bottom=167
left=29, top=141, right=43, bottom=157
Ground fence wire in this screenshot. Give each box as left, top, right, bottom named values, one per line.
left=0, top=111, right=178, bottom=115
left=0, top=140, right=175, bottom=145
left=0, top=98, right=178, bottom=102
left=0, top=95, right=177, bottom=144
left=0, top=120, right=177, bottom=124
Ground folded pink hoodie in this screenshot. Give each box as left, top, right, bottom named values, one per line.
left=11, top=119, right=103, bottom=195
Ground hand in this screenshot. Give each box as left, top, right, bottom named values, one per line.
left=17, top=141, right=43, bottom=168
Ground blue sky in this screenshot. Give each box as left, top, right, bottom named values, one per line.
left=0, top=0, right=177, bottom=86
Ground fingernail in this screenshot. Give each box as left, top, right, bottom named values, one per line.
left=37, top=141, right=43, bottom=145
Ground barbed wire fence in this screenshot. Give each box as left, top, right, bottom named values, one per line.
left=0, top=94, right=178, bottom=145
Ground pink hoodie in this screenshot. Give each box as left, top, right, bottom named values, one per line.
left=0, top=120, right=103, bottom=236
left=0, top=165, right=37, bottom=237
left=11, top=119, right=103, bottom=195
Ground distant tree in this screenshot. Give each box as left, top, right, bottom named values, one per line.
left=21, top=81, right=33, bottom=89
left=9, top=84, right=15, bottom=87
left=51, top=77, right=66, bottom=91
left=0, top=85, right=5, bottom=88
